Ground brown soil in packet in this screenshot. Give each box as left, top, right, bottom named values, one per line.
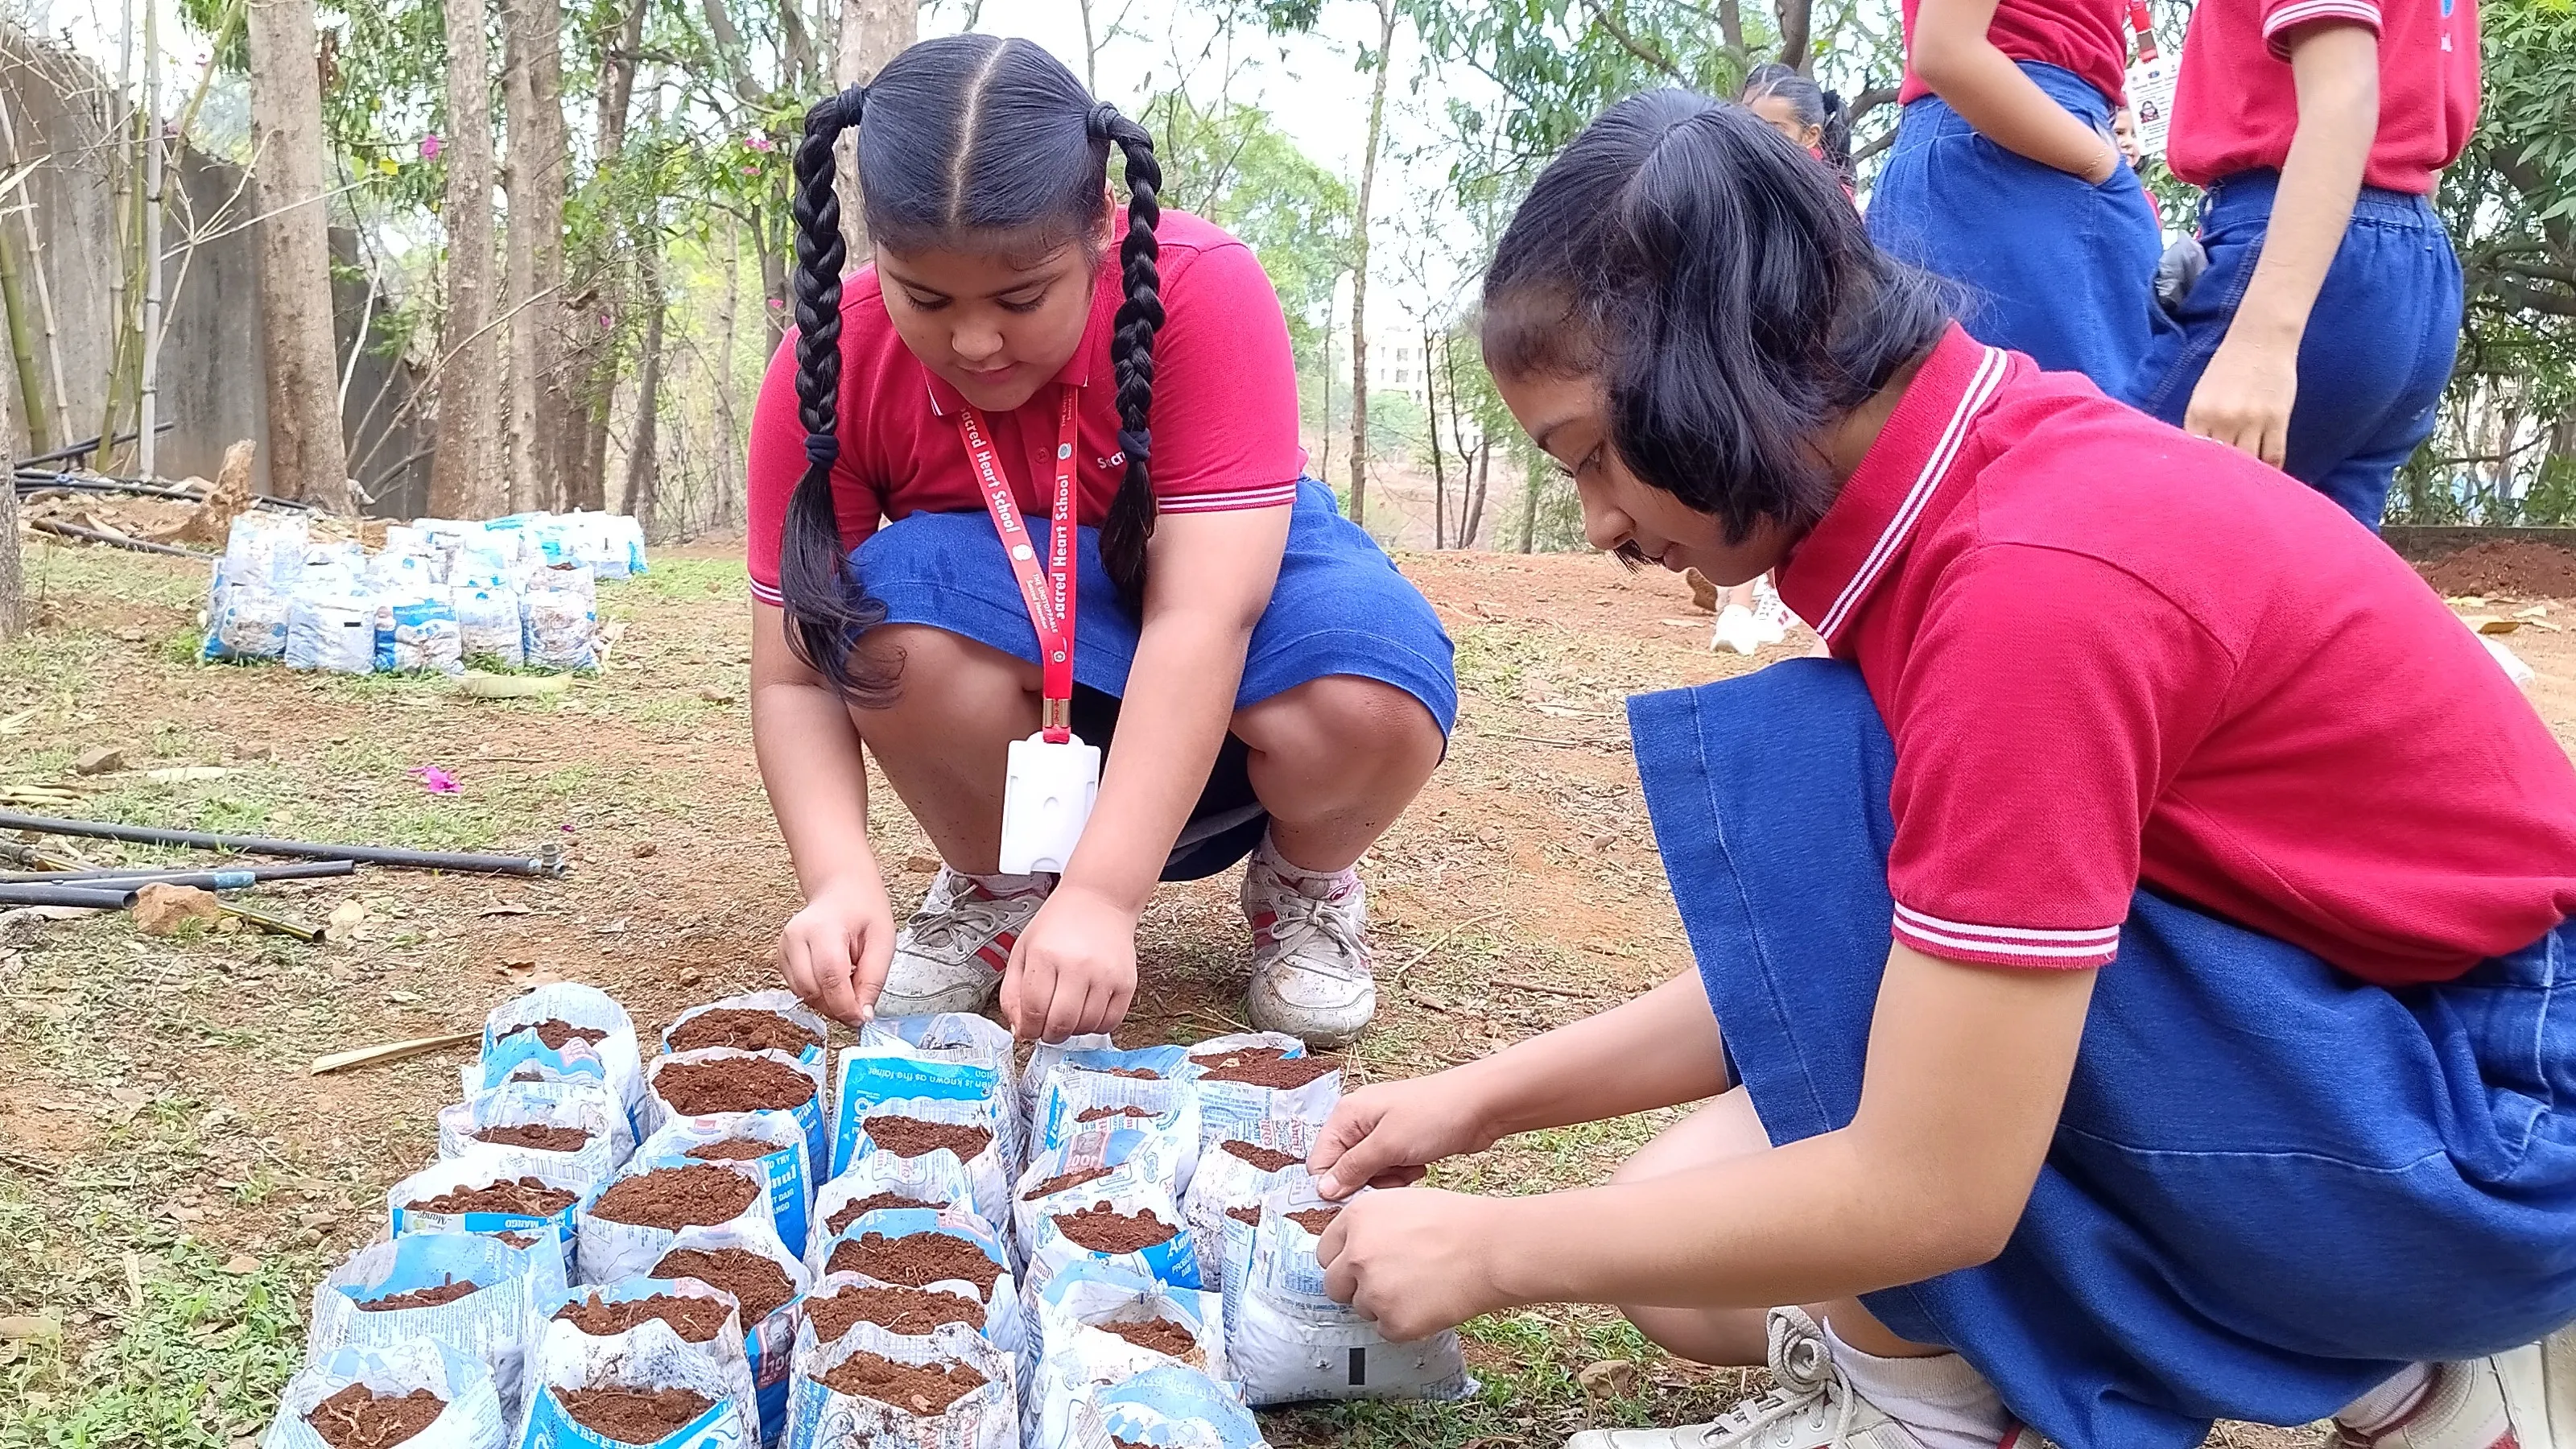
left=829, top=1232, right=1002, bottom=1293
left=807, top=1283, right=985, bottom=1340
left=407, top=1175, right=576, bottom=1216
left=1197, top=1050, right=1335, bottom=1088
left=1021, top=1166, right=1113, bottom=1202
left=306, top=1385, right=446, bottom=1449
left=1053, top=1205, right=1176, bottom=1253
left=653, top=1056, right=817, bottom=1115
left=554, top=1291, right=734, bottom=1343
left=1075, top=1105, right=1157, bottom=1123
left=650, top=1246, right=797, bottom=1322
left=683, top=1138, right=778, bottom=1162
left=357, top=1277, right=479, bottom=1311
left=499, top=1019, right=608, bottom=1051
left=864, top=1116, right=993, bottom=1161
left=825, top=1193, right=945, bottom=1236
left=1219, top=1140, right=1301, bottom=1173
left=1100, top=1067, right=1162, bottom=1080
left=590, top=1164, right=759, bottom=1229
left=816, top=1348, right=988, bottom=1416
left=1225, top=1205, right=1262, bottom=1227
left=666, top=1007, right=823, bottom=1057
left=1095, top=1316, right=1198, bottom=1357
left=1288, top=1207, right=1342, bottom=1235
left=551, top=1386, right=716, bottom=1444
left=472, top=1123, right=594, bottom=1154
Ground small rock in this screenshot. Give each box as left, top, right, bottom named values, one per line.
left=676, top=968, right=703, bottom=987
left=697, top=687, right=738, bottom=704
left=116, top=626, right=147, bottom=643
left=221, top=1253, right=258, bottom=1275
left=630, top=840, right=658, bottom=858
left=1576, top=1359, right=1641, bottom=1398
left=385, top=989, right=419, bottom=1005
left=72, top=746, right=126, bottom=775
left=133, top=883, right=221, bottom=936
left=903, top=855, right=940, bottom=874
left=234, top=743, right=275, bottom=762
left=0, top=1315, right=61, bottom=1341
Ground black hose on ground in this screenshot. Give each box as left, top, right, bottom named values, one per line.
left=0, top=811, right=570, bottom=877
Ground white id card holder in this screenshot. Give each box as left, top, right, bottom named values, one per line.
left=1000, top=731, right=1100, bottom=874
left=2127, top=55, right=2178, bottom=159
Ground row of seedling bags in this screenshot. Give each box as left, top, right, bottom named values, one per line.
left=263, top=982, right=1471, bottom=1449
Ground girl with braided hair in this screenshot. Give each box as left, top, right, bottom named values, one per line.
left=746, top=35, right=1454, bottom=1049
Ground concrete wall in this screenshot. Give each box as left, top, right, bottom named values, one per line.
left=1, top=27, right=429, bottom=513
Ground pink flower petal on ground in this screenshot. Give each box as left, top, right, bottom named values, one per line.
left=407, top=766, right=460, bottom=794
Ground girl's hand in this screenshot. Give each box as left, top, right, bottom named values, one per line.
left=1001, top=885, right=1140, bottom=1043
left=778, top=873, right=898, bottom=1027
left=1309, top=1072, right=1501, bottom=1199
left=1316, top=1188, right=1513, bottom=1341
left=2186, top=325, right=2300, bottom=469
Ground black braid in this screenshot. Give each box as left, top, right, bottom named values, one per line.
left=1092, top=104, right=1162, bottom=611
left=779, top=85, right=895, bottom=703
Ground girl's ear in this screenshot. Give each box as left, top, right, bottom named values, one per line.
left=1100, top=184, right=1119, bottom=247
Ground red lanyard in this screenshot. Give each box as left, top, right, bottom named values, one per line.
left=956, top=386, right=1082, bottom=744
left=2129, top=0, right=2159, bottom=60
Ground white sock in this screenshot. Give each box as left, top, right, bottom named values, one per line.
left=960, top=869, right=1047, bottom=897
left=2335, top=1363, right=2437, bottom=1433
left=1823, top=1320, right=2014, bottom=1449
left=1253, top=835, right=1358, bottom=897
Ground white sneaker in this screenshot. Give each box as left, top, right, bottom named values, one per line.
left=1751, top=576, right=1794, bottom=646
left=2330, top=1325, right=2576, bottom=1447
left=1713, top=604, right=1763, bottom=656
left=1565, top=1309, right=2048, bottom=1449
left=879, top=866, right=1050, bottom=1016
left=1241, top=852, right=1376, bottom=1048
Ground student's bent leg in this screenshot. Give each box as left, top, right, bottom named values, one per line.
left=846, top=623, right=1039, bottom=874
left=1232, top=675, right=1443, bottom=873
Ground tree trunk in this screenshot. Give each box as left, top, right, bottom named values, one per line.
left=0, top=218, right=51, bottom=455
left=245, top=0, right=353, bottom=508
left=502, top=0, right=571, bottom=512
left=758, top=202, right=791, bottom=348
left=0, top=320, right=20, bottom=640
left=560, top=0, right=650, bottom=517
left=429, top=0, right=502, bottom=518
left=836, top=0, right=918, bottom=264
left=623, top=242, right=668, bottom=536
left=1346, top=0, right=1395, bottom=528
left=1778, top=0, right=1813, bottom=69
left=1422, top=325, right=1446, bottom=549
left=1465, top=437, right=1491, bottom=548
left=1518, top=452, right=1542, bottom=552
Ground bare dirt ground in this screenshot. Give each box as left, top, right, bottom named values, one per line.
left=7, top=532, right=2570, bottom=1446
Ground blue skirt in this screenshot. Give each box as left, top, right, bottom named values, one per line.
left=847, top=481, right=1457, bottom=878
left=1866, top=63, right=2163, bottom=390
left=1630, top=659, right=2576, bottom=1449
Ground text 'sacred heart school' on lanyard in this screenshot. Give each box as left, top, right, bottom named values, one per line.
left=957, top=386, right=1082, bottom=742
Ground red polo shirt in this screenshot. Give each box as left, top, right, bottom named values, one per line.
left=1775, top=326, right=2576, bottom=985
left=2165, top=0, right=2479, bottom=194
left=745, top=211, right=1305, bottom=608
left=1896, top=0, right=2132, bottom=108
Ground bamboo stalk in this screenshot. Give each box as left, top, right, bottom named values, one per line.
left=308, top=1030, right=480, bottom=1076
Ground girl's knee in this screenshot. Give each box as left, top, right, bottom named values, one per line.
left=1237, top=675, right=1442, bottom=769
left=1614, top=1088, right=1770, bottom=1185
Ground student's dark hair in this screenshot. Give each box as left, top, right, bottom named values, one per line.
left=782, top=35, right=1163, bottom=701
left=1740, top=62, right=1852, bottom=181
left=1481, top=89, right=1946, bottom=547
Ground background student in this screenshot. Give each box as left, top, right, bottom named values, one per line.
left=2126, top=0, right=2479, bottom=529
left=746, top=35, right=1455, bottom=1048
left=1867, top=0, right=2164, bottom=388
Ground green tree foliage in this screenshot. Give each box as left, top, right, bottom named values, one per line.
left=1146, top=93, right=1356, bottom=358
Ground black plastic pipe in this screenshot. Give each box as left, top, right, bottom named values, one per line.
left=26, top=518, right=216, bottom=559
left=21, top=422, right=175, bottom=468
left=0, top=812, right=570, bottom=877
left=0, top=860, right=356, bottom=886
left=0, top=883, right=136, bottom=908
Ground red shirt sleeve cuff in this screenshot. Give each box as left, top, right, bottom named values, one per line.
left=2260, top=0, right=2381, bottom=58
left=1892, top=903, right=2121, bottom=968
left=1155, top=481, right=1301, bottom=515
left=749, top=575, right=785, bottom=607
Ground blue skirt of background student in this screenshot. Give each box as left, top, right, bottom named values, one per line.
left=844, top=479, right=1457, bottom=880
left=1630, top=658, right=2576, bottom=1449
left=1867, top=61, right=2164, bottom=390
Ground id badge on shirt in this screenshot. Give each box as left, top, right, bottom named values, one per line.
left=2128, top=55, right=2178, bottom=159
left=1000, top=731, right=1100, bottom=875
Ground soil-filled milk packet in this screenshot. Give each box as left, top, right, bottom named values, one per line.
left=799, top=1272, right=992, bottom=1356
left=647, top=1221, right=814, bottom=1445
left=1179, top=1036, right=1338, bottom=1158
left=1018, top=1135, right=1201, bottom=1297
left=308, top=1232, right=556, bottom=1415
left=1228, top=1184, right=1471, bottom=1406
left=513, top=1361, right=749, bottom=1449
left=638, top=1108, right=814, bottom=1258
left=1032, top=1064, right=1203, bottom=1196
left=263, top=1341, right=509, bottom=1449
left=664, top=992, right=830, bottom=1072
left=810, top=1209, right=1023, bottom=1358
left=834, top=1024, right=1013, bottom=1181
left=1018, top=1033, right=1113, bottom=1128
left=646, top=1047, right=828, bottom=1185
left=579, top=1152, right=778, bottom=1285
left=481, top=985, right=645, bottom=1131
left=1182, top=1117, right=1315, bottom=1298
left=437, top=1078, right=630, bottom=1191
left=1026, top=1263, right=1228, bottom=1449
left=782, top=1319, right=1017, bottom=1449
left=526, top=1277, right=760, bottom=1448
left=388, top=1150, right=590, bottom=1275
left=1013, top=1125, right=1193, bottom=1274
left=1064, top=1364, right=1268, bottom=1449
left=847, top=1097, right=1013, bottom=1232
left=811, top=1154, right=976, bottom=1273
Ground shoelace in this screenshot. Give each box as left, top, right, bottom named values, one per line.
left=1257, top=879, right=1370, bottom=980
left=906, top=878, right=1042, bottom=958
left=1691, top=1311, right=1862, bottom=1448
